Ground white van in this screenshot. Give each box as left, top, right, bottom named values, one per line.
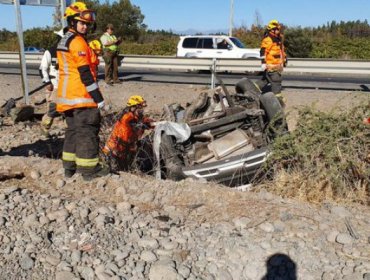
left=176, top=35, right=260, bottom=59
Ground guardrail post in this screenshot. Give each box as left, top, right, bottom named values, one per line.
left=210, top=58, right=217, bottom=89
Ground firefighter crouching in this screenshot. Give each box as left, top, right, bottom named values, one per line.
left=56, top=2, right=109, bottom=181
left=103, top=95, right=154, bottom=171
left=255, top=19, right=287, bottom=104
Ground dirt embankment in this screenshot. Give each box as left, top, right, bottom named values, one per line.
left=0, top=74, right=369, bottom=280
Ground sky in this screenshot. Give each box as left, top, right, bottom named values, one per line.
left=0, top=0, right=369, bottom=33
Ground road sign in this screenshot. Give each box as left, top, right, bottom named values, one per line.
left=0, top=0, right=71, bottom=6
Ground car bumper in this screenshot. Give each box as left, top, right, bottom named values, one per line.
left=182, top=147, right=268, bottom=186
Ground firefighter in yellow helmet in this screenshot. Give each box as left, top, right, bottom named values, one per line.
left=89, top=39, right=102, bottom=55
left=88, top=39, right=102, bottom=79
left=103, top=95, right=154, bottom=171
left=56, top=2, right=109, bottom=180
left=255, top=19, right=287, bottom=103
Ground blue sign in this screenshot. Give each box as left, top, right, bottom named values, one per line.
left=0, top=0, right=71, bottom=6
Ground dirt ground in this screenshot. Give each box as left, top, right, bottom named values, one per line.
left=0, top=73, right=369, bottom=217
left=1, top=74, right=368, bottom=131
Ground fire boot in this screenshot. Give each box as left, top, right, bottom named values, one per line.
left=41, top=115, right=53, bottom=137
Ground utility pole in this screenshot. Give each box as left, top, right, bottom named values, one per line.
left=229, top=0, right=234, bottom=36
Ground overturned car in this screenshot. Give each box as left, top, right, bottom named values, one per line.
left=152, top=78, right=287, bottom=186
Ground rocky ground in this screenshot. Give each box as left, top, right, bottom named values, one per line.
left=0, top=74, right=369, bottom=280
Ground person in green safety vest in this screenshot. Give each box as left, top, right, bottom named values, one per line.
left=100, top=23, right=122, bottom=85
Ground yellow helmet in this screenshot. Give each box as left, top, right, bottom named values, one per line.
left=267, top=19, right=280, bottom=30
left=127, top=95, right=146, bottom=107
left=64, top=2, right=96, bottom=23
left=89, top=40, right=102, bottom=52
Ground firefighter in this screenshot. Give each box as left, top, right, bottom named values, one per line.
left=103, top=95, right=154, bottom=171
left=255, top=19, right=287, bottom=103
left=39, top=28, right=65, bottom=137
left=56, top=2, right=109, bottom=180
left=88, top=39, right=102, bottom=79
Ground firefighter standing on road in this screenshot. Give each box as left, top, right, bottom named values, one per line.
left=103, top=95, right=154, bottom=171
left=56, top=2, right=109, bottom=180
left=255, top=19, right=287, bottom=102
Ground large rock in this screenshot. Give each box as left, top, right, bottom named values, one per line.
left=149, top=260, right=178, bottom=280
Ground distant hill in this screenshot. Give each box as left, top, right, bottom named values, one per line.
left=174, top=28, right=229, bottom=36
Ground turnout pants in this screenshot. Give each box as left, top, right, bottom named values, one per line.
left=103, top=50, right=119, bottom=83
left=103, top=141, right=136, bottom=172
left=62, top=108, right=101, bottom=175
left=255, top=70, right=282, bottom=94
left=41, top=90, right=61, bottom=131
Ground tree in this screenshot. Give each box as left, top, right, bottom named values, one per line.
left=85, top=0, right=146, bottom=41
left=23, top=27, right=59, bottom=49
left=284, top=28, right=313, bottom=58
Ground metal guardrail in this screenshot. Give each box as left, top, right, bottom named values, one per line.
left=1, top=52, right=370, bottom=75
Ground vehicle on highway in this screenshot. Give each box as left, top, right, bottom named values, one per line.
left=24, top=46, right=45, bottom=53
left=156, top=77, right=287, bottom=186
left=176, top=35, right=260, bottom=60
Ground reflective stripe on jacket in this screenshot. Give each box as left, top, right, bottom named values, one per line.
left=260, top=35, right=286, bottom=70
left=56, top=30, right=99, bottom=112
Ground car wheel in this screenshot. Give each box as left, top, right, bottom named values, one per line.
left=160, top=133, right=186, bottom=180
left=259, top=92, right=288, bottom=137
left=259, top=92, right=282, bottom=120
left=235, top=78, right=261, bottom=95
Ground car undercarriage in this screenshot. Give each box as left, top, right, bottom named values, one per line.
left=155, top=77, right=287, bottom=186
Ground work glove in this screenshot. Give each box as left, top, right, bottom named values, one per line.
left=261, top=64, right=267, bottom=71
left=97, top=101, right=105, bottom=109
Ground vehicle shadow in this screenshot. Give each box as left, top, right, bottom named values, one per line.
left=0, top=136, right=64, bottom=159
left=261, top=253, right=297, bottom=280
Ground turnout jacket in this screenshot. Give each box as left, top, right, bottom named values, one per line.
left=260, top=33, right=286, bottom=71
left=104, top=110, right=153, bottom=156
left=56, top=29, right=103, bottom=112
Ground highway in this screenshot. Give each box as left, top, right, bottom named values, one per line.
left=1, top=63, right=370, bottom=92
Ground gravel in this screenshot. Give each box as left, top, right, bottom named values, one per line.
left=0, top=74, right=368, bottom=279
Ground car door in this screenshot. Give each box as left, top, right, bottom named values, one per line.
left=215, top=38, right=235, bottom=58
left=195, top=37, right=216, bottom=58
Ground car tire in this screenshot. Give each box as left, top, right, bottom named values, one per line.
left=235, top=78, right=261, bottom=95
left=259, top=92, right=288, bottom=136
left=259, top=92, right=282, bottom=120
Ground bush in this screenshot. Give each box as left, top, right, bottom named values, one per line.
left=23, top=27, right=59, bottom=50
left=311, top=37, right=370, bottom=59
left=260, top=102, right=370, bottom=204
left=284, top=28, right=313, bottom=58
left=122, top=37, right=178, bottom=56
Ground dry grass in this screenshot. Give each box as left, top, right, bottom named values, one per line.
left=258, top=102, right=370, bottom=205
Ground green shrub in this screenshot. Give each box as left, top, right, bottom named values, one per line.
left=262, top=102, right=370, bottom=204
left=284, top=28, right=313, bottom=58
